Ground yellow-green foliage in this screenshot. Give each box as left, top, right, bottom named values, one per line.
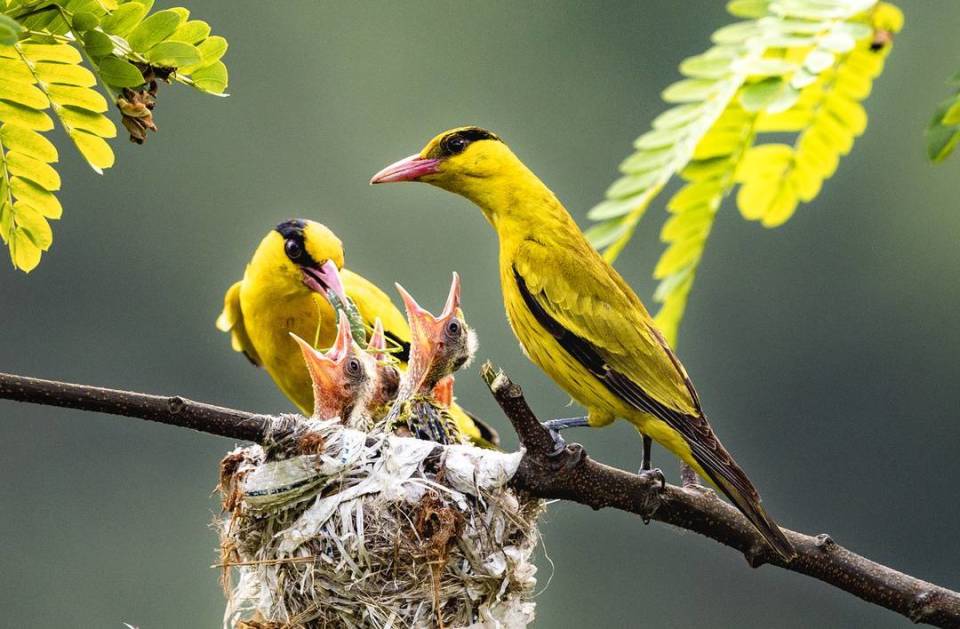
left=927, top=69, right=960, bottom=162
left=587, top=0, right=901, bottom=346
left=0, top=0, right=229, bottom=272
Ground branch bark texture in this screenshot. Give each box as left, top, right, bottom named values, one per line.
left=1, top=369, right=958, bottom=627
left=477, top=363, right=960, bottom=628
left=0, top=371, right=293, bottom=443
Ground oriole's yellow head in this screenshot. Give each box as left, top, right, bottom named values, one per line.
left=248, top=219, right=347, bottom=302
left=370, top=126, right=556, bottom=228
left=371, top=127, right=537, bottom=208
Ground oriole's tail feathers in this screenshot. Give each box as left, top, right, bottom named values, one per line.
left=691, top=441, right=796, bottom=561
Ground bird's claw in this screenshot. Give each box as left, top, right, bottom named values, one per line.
left=637, top=467, right=665, bottom=524
left=544, top=425, right=567, bottom=456
left=638, top=467, right=666, bottom=490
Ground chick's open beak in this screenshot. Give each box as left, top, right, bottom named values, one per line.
left=394, top=273, right=462, bottom=390
left=370, top=154, right=440, bottom=184
left=291, top=332, right=341, bottom=396
left=394, top=282, right=438, bottom=360
left=291, top=312, right=358, bottom=418
left=367, top=318, right=388, bottom=362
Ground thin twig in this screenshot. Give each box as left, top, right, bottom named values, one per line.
left=1, top=368, right=958, bottom=627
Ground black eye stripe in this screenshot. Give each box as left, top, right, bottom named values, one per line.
left=456, top=127, right=500, bottom=143
left=435, top=127, right=502, bottom=158
left=274, top=219, right=320, bottom=268
left=275, top=219, right=306, bottom=239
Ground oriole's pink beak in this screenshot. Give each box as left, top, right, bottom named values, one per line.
left=370, top=154, right=441, bottom=184
left=301, top=259, right=349, bottom=310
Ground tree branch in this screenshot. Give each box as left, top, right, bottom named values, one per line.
left=2, top=368, right=958, bottom=626
left=0, top=371, right=295, bottom=443
left=477, top=362, right=960, bottom=628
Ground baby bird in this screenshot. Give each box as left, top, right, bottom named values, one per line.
left=290, top=311, right=376, bottom=427
left=383, top=273, right=477, bottom=444
left=364, top=318, right=402, bottom=421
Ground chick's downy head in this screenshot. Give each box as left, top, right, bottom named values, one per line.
left=291, top=311, right=375, bottom=424
left=394, top=272, right=477, bottom=398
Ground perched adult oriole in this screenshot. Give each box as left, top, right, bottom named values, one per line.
left=371, top=127, right=795, bottom=560
left=216, top=219, right=496, bottom=445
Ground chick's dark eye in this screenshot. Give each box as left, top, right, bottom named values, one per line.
left=346, top=358, right=362, bottom=377
left=284, top=238, right=303, bottom=260
left=445, top=319, right=462, bottom=338
left=445, top=135, right=468, bottom=155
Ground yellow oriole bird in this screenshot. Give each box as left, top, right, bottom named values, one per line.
left=216, top=219, right=496, bottom=445
left=371, top=127, right=795, bottom=560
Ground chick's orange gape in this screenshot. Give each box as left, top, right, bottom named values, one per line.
left=372, top=126, right=796, bottom=560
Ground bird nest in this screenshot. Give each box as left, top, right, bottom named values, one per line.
left=217, top=416, right=543, bottom=628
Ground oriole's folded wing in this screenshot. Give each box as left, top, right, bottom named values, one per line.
left=216, top=280, right=262, bottom=366
left=512, top=239, right=698, bottom=417
left=512, top=241, right=797, bottom=558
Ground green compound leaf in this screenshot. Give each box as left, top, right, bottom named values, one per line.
left=82, top=30, right=116, bottom=58
left=928, top=75, right=960, bottom=163
left=191, top=60, right=227, bottom=93
left=0, top=0, right=229, bottom=272
left=588, top=1, right=901, bottom=346
left=127, top=8, right=184, bottom=52
left=100, top=3, right=148, bottom=36
left=98, top=56, right=145, bottom=87
left=169, top=19, right=210, bottom=44
left=145, top=40, right=200, bottom=67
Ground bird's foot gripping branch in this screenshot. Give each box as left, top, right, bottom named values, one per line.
left=477, top=363, right=960, bottom=628
left=1, top=369, right=959, bottom=627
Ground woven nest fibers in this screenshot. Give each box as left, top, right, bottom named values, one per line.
left=217, top=417, right=544, bottom=628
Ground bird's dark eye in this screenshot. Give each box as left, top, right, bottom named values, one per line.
left=284, top=238, right=303, bottom=261
left=445, top=318, right=462, bottom=339
left=444, top=134, right=468, bottom=155
left=345, top=357, right=363, bottom=378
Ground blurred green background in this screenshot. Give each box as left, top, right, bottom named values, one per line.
left=2, top=1, right=959, bottom=627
